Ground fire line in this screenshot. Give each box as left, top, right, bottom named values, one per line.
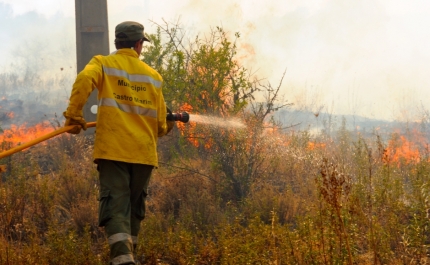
left=0, top=122, right=96, bottom=159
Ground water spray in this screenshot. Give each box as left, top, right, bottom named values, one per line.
left=168, top=109, right=245, bottom=129
left=189, top=114, right=245, bottom=129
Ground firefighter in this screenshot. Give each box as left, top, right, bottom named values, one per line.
left=63, top=21, right=174, bottom=265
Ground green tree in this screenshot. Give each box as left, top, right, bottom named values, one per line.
left=141, top=20, right=290, bottom=202
left=142, top=20, right=252, bottom=114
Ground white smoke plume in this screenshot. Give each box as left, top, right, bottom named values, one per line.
left=0, top=0, right=430, bottom=125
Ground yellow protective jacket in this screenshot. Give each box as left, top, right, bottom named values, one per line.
left=65, top=48, right=169, bottom=166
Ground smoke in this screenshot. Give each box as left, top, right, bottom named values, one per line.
left=0, top=3, right=75, bottom=128
left=164, top=0, right=430, bottom=121
left=1, top=0, right=430, bottom=125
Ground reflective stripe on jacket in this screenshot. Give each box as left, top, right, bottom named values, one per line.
left=66, top=48, right=168, bottom=166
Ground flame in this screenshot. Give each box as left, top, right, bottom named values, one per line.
left=385, top=135, right=421, bottom=165
left=308, top=142, right=326, bottom=150
left=179, top=103, right=193, bottom=113
left=1, top=122, right=55, bottom=148
left=175, top=103, right=200, bottom=147
left=6, top=112, right=14, bottom=119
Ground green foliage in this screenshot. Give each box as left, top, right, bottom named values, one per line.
left=142, top=21, right=291, bottom=203
left=142, top=23, right=250, bottom=114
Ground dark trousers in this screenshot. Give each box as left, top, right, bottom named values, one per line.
left=97, top=159, right=153, bottom=265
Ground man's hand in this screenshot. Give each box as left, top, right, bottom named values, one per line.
left=63, top=112, right=87, bottom=134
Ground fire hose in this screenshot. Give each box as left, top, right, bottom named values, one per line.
left=0, top=111, right=189, bottom=160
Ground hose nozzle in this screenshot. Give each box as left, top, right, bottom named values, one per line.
left=166, top=111, right=190, bottom=123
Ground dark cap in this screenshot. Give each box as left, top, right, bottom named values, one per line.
left=115, top=21, right=150, bottom=42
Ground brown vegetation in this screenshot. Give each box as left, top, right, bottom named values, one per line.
left=1, top=118, right=430, bottom=264
left=1, top=21, right=430, bottom=264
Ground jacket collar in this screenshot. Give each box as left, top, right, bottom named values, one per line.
left=115, top=48, right=139, bottom=58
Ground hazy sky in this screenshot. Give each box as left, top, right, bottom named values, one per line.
left=1, top=0, right=430, bottom=122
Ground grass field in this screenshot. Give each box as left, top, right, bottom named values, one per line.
left=1, top=118, right=430, bottom=265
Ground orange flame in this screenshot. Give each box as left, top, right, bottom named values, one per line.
left=176, top=103, right=200, bottom=147
left=385, top=135, right=421, bottom=165
left=179, top=103, right=193, bottom=113
left=308, top=142, right=326, bottom=150
left=1, top=122, right=55, bottom=147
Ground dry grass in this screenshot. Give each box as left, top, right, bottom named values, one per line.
left=1, top=123, right=430, bottom=264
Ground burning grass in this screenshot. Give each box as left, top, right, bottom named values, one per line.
left=1, top=120, right=430, bottom=264
left=0, top=122, right=55, bottom=146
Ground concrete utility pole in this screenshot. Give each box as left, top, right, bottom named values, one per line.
left=75, top=0, right=110, bottom=134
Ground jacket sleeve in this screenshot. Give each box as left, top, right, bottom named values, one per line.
left=157, top=84, right=168, bottom=137
left=65, top=55, right=104, bottom=118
